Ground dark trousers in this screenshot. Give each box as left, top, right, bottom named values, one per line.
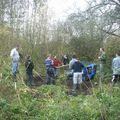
left=46, top=67, right=55, bottom=85
left=26, top=72, right=33, bottom=86
left=46, top=74, right=55, bottom=85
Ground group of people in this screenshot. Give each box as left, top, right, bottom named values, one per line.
left=10, top=45, right=67, bottom=86
left=98, top=48, right=120, bottom=86
left=10, top=45, right=120, bottom=89
left=10, top=45, right=34, bottom=86
left=44, top=54, right=63, bottom=84
left=44, top=53, right=86, bottom=91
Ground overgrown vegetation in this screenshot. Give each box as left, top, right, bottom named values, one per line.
left=0, top=0, right=120, bottom=119
left=0, top=37, right=119, bottom=119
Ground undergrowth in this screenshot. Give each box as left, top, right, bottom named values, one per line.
left=0, top=58, right=119, bottom=120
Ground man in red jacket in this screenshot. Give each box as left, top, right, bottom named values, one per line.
left=53, top=56, right=63, bottom=77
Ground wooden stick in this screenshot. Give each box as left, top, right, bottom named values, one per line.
left=33, top=69, right=45, bottom=81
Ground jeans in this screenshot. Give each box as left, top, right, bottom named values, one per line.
left=54, top=68, right=59, bottom=77
left=73, top=72, right=83, bottom=84
left=11, top=61, right=19, bottom=81
left=46, top=67, right=55, bottom=84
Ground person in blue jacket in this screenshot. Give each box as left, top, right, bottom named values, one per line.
left=44, top=54, right=55, bottom=84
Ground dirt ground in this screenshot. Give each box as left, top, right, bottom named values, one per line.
left=31, top=75, right=95, bottom=96
left=33, top=76, right=46, bottom=85
left=66, top=79, right=94, bottom=95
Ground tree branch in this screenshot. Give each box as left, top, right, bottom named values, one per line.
left=110, top=0, right=120, bottom=7
left=102, top=29, right=120, bottom=37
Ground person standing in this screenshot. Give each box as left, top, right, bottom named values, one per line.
left=10, top=45, right=20, bottom=81
left=98, top=48, right=106, bottom=80
left=53, top=55, right=62, bottom=77
left=71, top=58, right=84, bottom=91
left=62, top=54, right=69, bottom=65
left=112, top=51, right=120, bottom=85
left=69, top=54, right=77, bottom=70
left=44, top=54, right=55, bottom=84
left=25, top=56, right=34, bottom=86
left=68, top=54, right=77, bottom=80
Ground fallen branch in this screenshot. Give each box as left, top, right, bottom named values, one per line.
left=33, top=69, right=45, bottom=81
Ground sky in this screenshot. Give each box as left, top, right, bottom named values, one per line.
left=48, top=0, right=89, bottom=21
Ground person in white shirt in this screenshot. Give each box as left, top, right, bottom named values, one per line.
left=10, top=45, right=20, bottom=81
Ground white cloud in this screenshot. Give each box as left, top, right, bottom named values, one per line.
left=48, top=0, right=88, bottom=21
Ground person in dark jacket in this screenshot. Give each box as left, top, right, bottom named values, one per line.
left=25, top=56, right=34, bottom=86
left=62, top=54, right=69, bottom=65
left=72, top=59, right=85, bottom=91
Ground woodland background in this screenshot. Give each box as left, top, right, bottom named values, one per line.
left=0, top=0, right=120, bottom=119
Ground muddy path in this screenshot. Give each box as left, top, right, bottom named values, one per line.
left=64, top=79, right=94, bottom=95
left=30, top=75, right=96, bottom=96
